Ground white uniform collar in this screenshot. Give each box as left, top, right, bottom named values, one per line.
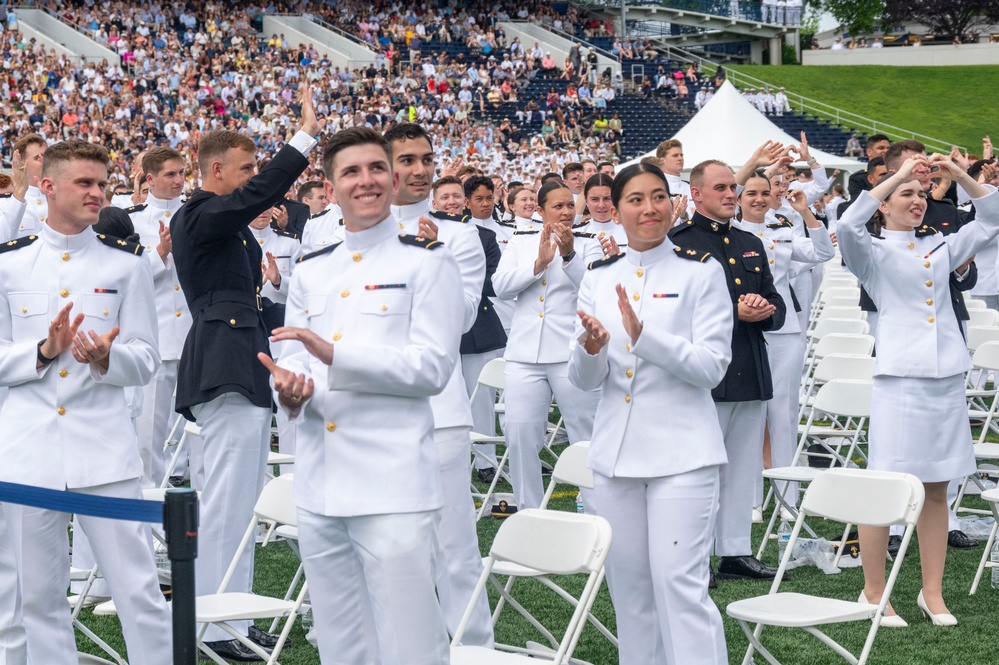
left=26, top=185, right=43, bottom=204
left=42, top=221, right=94, bottom=250
left=390, top=199, right=431, bottom=224
left=344, top=214, right=399, bottom=250
left=514, top=216, right=540, bottom=232
left=881, top=228, right=917, bottom=242
left=146, top=193, right=184, bottom=211
left=625, top=238, right=672, bottom=267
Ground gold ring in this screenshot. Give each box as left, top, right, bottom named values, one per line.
left=55, top=324, right=62, bottom=329
left=290, top=395, right=302, bottom=403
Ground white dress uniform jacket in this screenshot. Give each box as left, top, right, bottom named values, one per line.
left=298, top=203, right=344, bottom=256
left=840, top=189, right=999, bottom=378
left=249, top=225, right=300, bottom=305
left=581, top=218, right=629, bottom=265
left=664, top=174, right=697, bottom=219
left=279, top=216, right=464, bottom=517
left=569, top=242, right=732, bottom=478
left=0, top=225, right=159, bottom=489
left=0, top=186, right=47, bottom=241
left=788, top=165, right=830, bottom=205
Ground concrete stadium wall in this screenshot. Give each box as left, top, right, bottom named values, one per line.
left=499, top=21, right=620, bottom=79
left=262, top=16, right=376, bottom=70
left=18, top=9, right=121, bottom=65
left=804, top=42, right=999, bottom=66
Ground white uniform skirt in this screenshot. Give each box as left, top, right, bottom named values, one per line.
left=869, top=374, right=976, bottom=483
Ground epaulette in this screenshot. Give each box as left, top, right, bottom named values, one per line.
left=572, top=219, right=589, bottom=229
left=399, top=233, right=443, bottom=250
left=125, top=203, right=148, bottom=214
left=338, top=218, right=345, bottom=226
left=513, top=230, right=539, bottom=235
left=309, top=210, right=327, bottom=220
left=297, top=242, right=341, bottom=263
left=673, top=246, right=711, bottom=263
left=767, top=215, right=794, bottom=230
left=588, top=252, right=625, bottom=270
left=573, top=231, right=596, bottom=239
left=0, top=235, right=38, bottom=255
left=430, top=210, right=469, bottom=223
left=0, top=192, right=11, bottom=198
left=97, top=233, right=144, bottom=255
left=496, top=219, right=517, bottom=229
left=273, top=227, right=298, bottom=240
left=915, top=224, right=938, bottom=238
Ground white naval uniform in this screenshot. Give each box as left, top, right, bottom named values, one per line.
left=0, top=186, right=47, bottom=242
left=0, top=225, right=170, bottom=665
left=569, top=242, right=731, bottom=665
left=298, top=203, right=345, bottom=257
left=278, top=215, right=462, bottom=665
left=839, top=189, right=999, bottom=482
left=493, top=219, right=601, bottom=510
left=391, top=201, right=493, bottom=646
left=580, top=218, right=629, bottom=265
left=110, top=192, right=140, bottom=209
left=665, top=174, right=697, bottom=222
left=734, top=215, right=834, bottom=505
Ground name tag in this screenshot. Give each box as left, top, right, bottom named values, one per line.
left=364, top=283, right=407, bottom=291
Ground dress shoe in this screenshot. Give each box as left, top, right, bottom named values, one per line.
left=887, top=535, right=902, bottom=557
left=541, top=461, right=554, bottom=476
left=203, top=639, right=268, bottom=662
left=751, top=506, right=763, bottom=523
left=249, top=625, right=291, bottom=649
left=708, top=571, right=718, bottom=589
left=917, top=589, right=957, bottom=626
left=947, top=530, right=978, bottom=549
left=857, top=590, right=907, bottom=628
left=168, top=475, right=186, bottom=488
left=717, top=556, right=786, bottom=581
left=476, top=467, right=497, bottom=484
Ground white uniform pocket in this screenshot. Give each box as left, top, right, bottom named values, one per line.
left=82, top=293, right=122, bottom=334
left=8, top=292, right=48, bottom=340
left=359, top=290, right=411, bottom=316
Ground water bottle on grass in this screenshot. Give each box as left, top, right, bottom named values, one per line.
left=777, top=519, right=791, bottom=562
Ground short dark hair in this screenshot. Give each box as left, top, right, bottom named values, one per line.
left=383, top=122, right=432, bottom=147
left=866, top=134, right=890, bottom=150
left=611, top=162, right=667, bottom=207
left=42, top=140, right=110, bottom=177
left=867, top=156, right=886, bottom=171
left=561, top=162, right=584, bottom=179
left=464, top=175, right=494, bottom=198
left=142, top=146, right=183, bottom=176
left=13, top=133, right=46, bottom=157
left=540, top=172, right=563, bottom=184
left=583, top=173, right=614, bottom=197
left=297, top=180, right=324, bottom=200
left=198, top=130, right=255, bottom=174
left=884, top=139, right=925, bottom=172
left=689, top=159, right=731, bottom=189
left=322, top=127, right=392, bottom=178
left=596, top=161, right=614, bottom=172
left=537, top=180, right=570, bottom=208
left=432, top=175, right=463, bottom=195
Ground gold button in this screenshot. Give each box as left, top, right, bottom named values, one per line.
left=769, top=245, right=775, bottom=250
left=176, top=311, right=182, bottom=317
left=20, top=307, right=26, bottom=313
left=539, top=312, right=544, bottom=318
left=735, top=278, right=742, bottom=285
left=755, top=267, right=761, bottom=272
left=333, top=332, right=342, bottom=341
left=257, top=286, right=261, bottom=293
left=769, top=258, right=774, bottom=264
left=304, top=308, right=309, bottom=314
left=229, top=318, right=236, bottom=325
left=924, top=261, right=931, bottom=268
left=925, top=280, right=933, bottom=287
left=633, top=293, right=640, bottom=301
left=352, top=252, right=362, bottom=262
left=624, top=394, right=631, bottom=403
left=542, top=280, right=547, bottom=286
left=626, top=343, right=631, bottom=351
left=908, top=243, right=915, bottom=249
left=928, top=317, right=935, bottom=323
left=926, top=299, right=933, bottom=306
left=59, top=369, right=68, bottom=378
left=103, top=309, right=108, bottom=315
left=398, top=222, right=404, bottom=229
left=381, top=304, right=388, bottom=311
left=57, top=407, right=66, bottom=416
left=636, top=269, right=644, bottom=277
left=326, top=422, right=337, bottom=432
left=174, top=285, right=180, bottom=291
left=626, top=369, right=633, bottom=378
left=258, top=239, right=264, bottom=245
left=728, top=258, right=736, bottom=265
left=723, top=237, right=730, bottom=244
left=60, top=289, right=69, bottom=298
left=539, top=296, right=545, bottom=302
left=165, top=211, right=170, bottom=218
left=61, top=253, right=70, bottom=261
left=341, top=290, right=350, bottom=298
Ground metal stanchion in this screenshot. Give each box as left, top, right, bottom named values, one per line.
left=164, top=488, right=199, bottom=665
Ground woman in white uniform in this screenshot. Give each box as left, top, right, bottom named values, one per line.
left=580, top=173, right=628, bottom=263
left=839, top=154, right=999, bottom=626
left=569, top=163, right=732, bottom=664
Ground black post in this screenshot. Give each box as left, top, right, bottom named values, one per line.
left=164, top=488, right=199, bottom=665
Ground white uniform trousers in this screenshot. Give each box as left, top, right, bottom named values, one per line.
left=191, top=392, right=271, bottom=642
left=764, top=332, right=806, bottom=507
left=503, top=361, right=599, bottom=510
left=461, top=348, right=504, bottom=470
left=714, top=401, right=766, bottom=556
left=0, top=508, right=26, bottom=665
left=594, top=467, right=726, bottom=665
left=4, top=479, right=171, bottom=665
left=137, top=360, right=179, bottom=489
left=298, top=508, right=450, bottom=665
left=434, top=426, right=493, bottom=646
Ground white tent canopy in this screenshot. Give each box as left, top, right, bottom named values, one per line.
left=620, top=81, right=865, bottom=176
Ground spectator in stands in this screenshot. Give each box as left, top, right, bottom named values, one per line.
left=845, top=134, right=863, bottom=158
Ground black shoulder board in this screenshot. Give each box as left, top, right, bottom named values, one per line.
left=430, top=210, right=469, bottom=223
left=399, top=233, right=443, bottom=250
left=497, top=219, right=518, bottom=228
left=309, top=210, right=326, bottom=220
left=0, top=192, right=11, bottom=199
left=274, top=227, right=298, bottom=240
left=767, top=215, right=793, bottom=230
left=573, top=231, right=596, bottom=239
left=572, top=219, right=589, bottom=229
left=297, top=242, right=341, bottom=263
left=0, top=235, right=39, bottom=255
left=96, top=234, right=144, bottom=255
left=588, top=252, right=625, bottom=270
left=673, top=246, right=711, bottom=263
left=915, top=225, right=938, bottom=238
left=513, top=230, right=539, bottom=235
left=125, top=203, right=148, bottom=214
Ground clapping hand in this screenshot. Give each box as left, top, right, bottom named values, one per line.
left=417, top=216, right=439, bottom=241
left=39, top=303, right=85, bottom=367
left=268, top=326, right=334, bottom=365
left=72, top=326, right=120, bottom=371
left=534, top=223, right=557, bottom=274
left=615, top=283, right=643, bottom=343
left=262, top=251, right=282, bottom=288
left=258, top=352, right=315, bottom=411
left=576, top=309, right=609, bottom=354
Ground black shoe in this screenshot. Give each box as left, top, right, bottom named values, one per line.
left=948, top=530, right=978, bottom=549
left=887, top=535, right=903, bottom=557
left=476, top=467, right=497, bottom=484
left=709, top=570, right=718, bottom=589
left=541, top=461, right=554, bottom=476
left=203, top=639, right=268, bottom=662
left=168, top=475, right=186, bottom=488
left=248, top=625, right=291, bottom=649
left=716, top=556, right=786, bottom=581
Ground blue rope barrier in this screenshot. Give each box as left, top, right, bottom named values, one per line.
left=0, top=481, right=162, bottom=523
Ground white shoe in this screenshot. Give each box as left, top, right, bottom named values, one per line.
left=858, top=591, right=908, bottom=628
left=752, top=507, right=763, bottom=523
left=917, top=589, right=957, bottom=626
left=780, top=506, right=795, bottom=521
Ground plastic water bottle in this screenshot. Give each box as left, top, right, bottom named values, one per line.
left=576, top=492, right=584, bottom=514
left=777, top=520, right=791, bottom=561
left=991, top=538, right=999, bottom=589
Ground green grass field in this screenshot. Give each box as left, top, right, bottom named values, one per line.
left=728, top=65, right=999, bottom=154
left=75, top=438, right=999, bottom=665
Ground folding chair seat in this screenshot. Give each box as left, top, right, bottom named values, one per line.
left=965, top=298, right=988, bottom=310
left=452, top=509, right=612, bottom=665
left=953, top=443, right=999, bottom=518
left=968, top=309, right=999, bottom=327
left=966, top=342, right=999, bottom=442
left=730, top=468, right=925, bottom=665
left=804, top=319, right=870, bottom=361
left=801, top=334, right=874, bottom=397
left=799, top=353, right=874, bottom=421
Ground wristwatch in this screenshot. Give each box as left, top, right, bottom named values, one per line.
left=562, top=250, right=576, bottom=263
left=37, top=340, right=55, bottom=365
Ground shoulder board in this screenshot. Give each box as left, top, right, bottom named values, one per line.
left=587, top=252, right=625, bottom=270
left=273, top=227, right=298, bottom=240
left=496, top=219, right=518, bottom=228
left=125, top=203, right=148, bottom=214
left=430, top=210, right=469, bottom=223
left=915, top=225, right=938, bottom=238
left=309, top=210, right=326, bottom=220
left=0, top=193, right=11, bottom=199
left=0, top=235, right=39, bottom=255
left=513, top=230, right=539, bottom=235
left=573, top=231, right=596, bottom=239
left=118, top=191, right=134, bottom=196
left=766, top=216, right=793, bottom=230
left=571, top=220, right=589, bottom=229
left=398, top=233, right=444, bottom=250
left=673, top=246, right=711, bottom=263
left=297, top=242, right=341, bottom=263
left=96, top=234, right=145, bottom=255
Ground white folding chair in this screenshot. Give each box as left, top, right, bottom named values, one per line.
left=468, top=357, right=513, bottom=520
left=452, top=509, right=612, bottom=665
left=799, top=354, right=874, bottom=422
left=486, top=443, right=617, bottom=651
left=730, top=469, right=925, bottom=665
left=969, top=487, right=999, bottom=594
left=965, top=299, right=988, bottom=310
left=952, top=443, right=999, bottom=517
left=968, top=309, right=999, bottom=327
left=801, top=334, right=874, bottom=395
left=161, top=420, right=202, bottom=488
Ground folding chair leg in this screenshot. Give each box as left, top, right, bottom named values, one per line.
left=970, top=520, right=999, bottom=594
left=756, top=497, right=781, bottom=560
left=476, top=446, right=510, bottom=521
left=739, top=621, right=781, bottom=665
left=832, top=523, right=853, bottom=569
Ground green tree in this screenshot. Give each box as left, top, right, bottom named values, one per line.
left=886, top=0, right=999, bottom=39
left=810, top=0, right=887, bottom=37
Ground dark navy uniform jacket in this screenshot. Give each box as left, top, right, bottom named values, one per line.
left=669, top=211, right=786, bottom=403
left=461, top=225, right=507, bottom=355
left=171, top=145, right=308, bottom=419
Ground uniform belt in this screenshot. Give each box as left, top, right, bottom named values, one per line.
left=190, top=289, right=263, bottom=316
